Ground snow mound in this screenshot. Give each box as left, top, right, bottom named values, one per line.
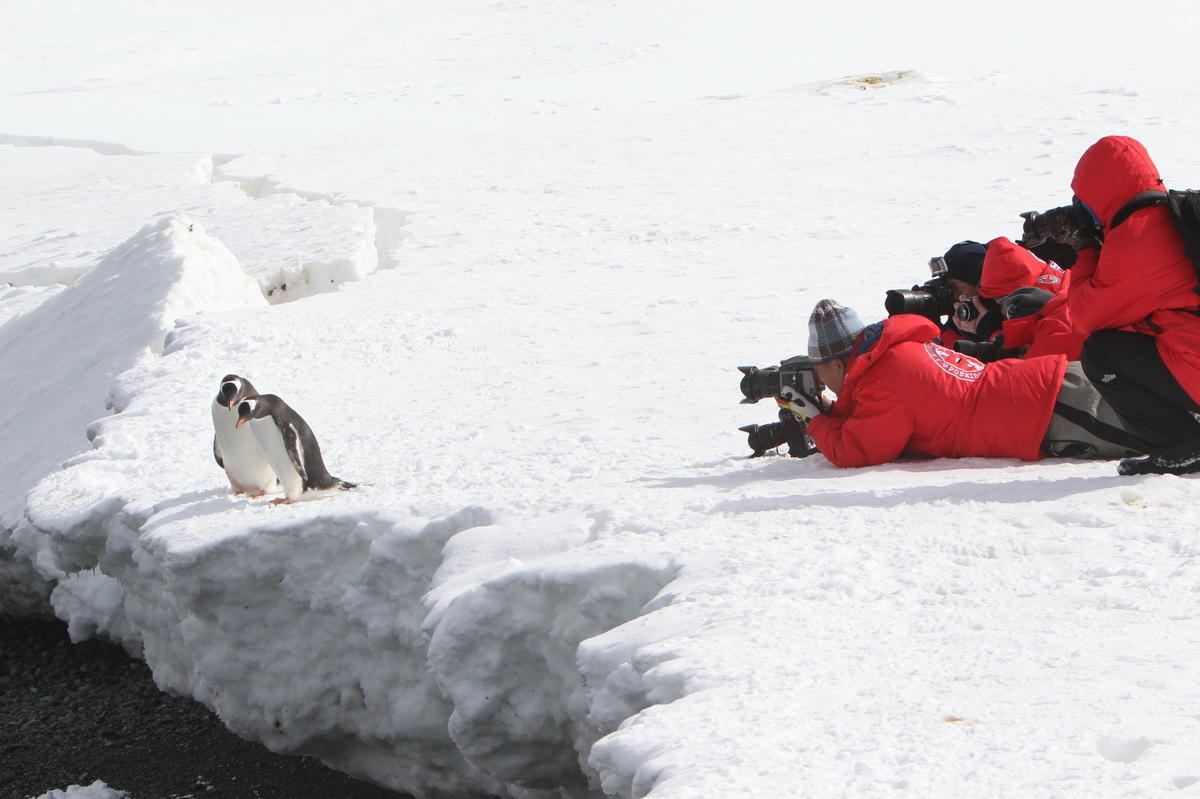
left=0, top=213, right=264, bottom=568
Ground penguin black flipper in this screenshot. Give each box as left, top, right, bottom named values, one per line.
left=213, top=435, right=225, bottom=469
left=281, top=421, right=309, bottom=485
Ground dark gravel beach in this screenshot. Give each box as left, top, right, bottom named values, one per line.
left=0, top=620, right=409, bottom=799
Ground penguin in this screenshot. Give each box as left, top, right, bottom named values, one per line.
left=236, top=394, right=356, bottom=504
left=211, top=374, right=279, bottom=497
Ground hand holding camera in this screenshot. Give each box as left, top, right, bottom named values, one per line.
left=780, top=385, right=822, bottom=422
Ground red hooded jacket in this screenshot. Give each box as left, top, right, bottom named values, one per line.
left=977, top=236, right=1082, bottom=358
left=977, top=237, right=1083, bottom=359
left=1069, top=136, right=1200, bottom=401
left=807, top=315, right=1067, bottom=467
left=979, top=237, right=1069, bottom=299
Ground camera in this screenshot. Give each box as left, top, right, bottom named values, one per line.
left=737, top=355, right=822, bottom=404
left=884, top=278, right=957, bottom=321
left=739, top=411, right=817, bottom=458
left=954, top=300, right=979, bottom=323
left=884, top=255, right=959, bottom=321
left=1019, top=200, right=1102, bottom=251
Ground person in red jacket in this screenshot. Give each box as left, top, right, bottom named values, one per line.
left=1022, top=135, right=1200, bottom=475
left=790, top=300, right=1144, bottom=468
left=953, top=237, right=1083, bottom=361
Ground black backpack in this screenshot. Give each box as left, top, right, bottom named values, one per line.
left=1110, top=189, right=1200, bottom=294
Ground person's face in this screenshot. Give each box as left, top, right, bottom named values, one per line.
left=814, top=358, right=846, bottom=395
left=946, top=278, right=978, bottom=301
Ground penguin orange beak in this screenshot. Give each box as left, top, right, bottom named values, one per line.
left=236, top=417, right=247, bottom=428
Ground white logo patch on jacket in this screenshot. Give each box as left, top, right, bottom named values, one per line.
left=923, top=341, right=985, bottom=382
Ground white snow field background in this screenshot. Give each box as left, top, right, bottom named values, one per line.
left=3, top=1, right=1200, bottom=797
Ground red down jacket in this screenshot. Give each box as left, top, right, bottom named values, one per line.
left=1069, top=136, right=1200, bottom=402
left=980, top=236, right=1083, bottom=358
left=978, top=237, right=1082, bottom=358
left=807, top=315, right=1067, bottom=467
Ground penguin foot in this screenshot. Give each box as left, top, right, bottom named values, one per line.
left=271, top=497, right=295, bottom=505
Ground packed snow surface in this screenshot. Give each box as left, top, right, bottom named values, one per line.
left=3, top=1, right=1200, bottom=797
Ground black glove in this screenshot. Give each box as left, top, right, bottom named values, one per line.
left=953, top=335, right=1018, bottom=363
left=1002, top=287, right=1054, bottom=320
left=1020, top=204, right=1101, bottom=250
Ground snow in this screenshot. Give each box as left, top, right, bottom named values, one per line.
left=34, top=781, right=126, bottom=799
left=3, top=0, right=1200, bottom=797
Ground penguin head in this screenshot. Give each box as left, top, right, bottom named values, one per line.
left=236, top=397, right=260, bottom=428
left=219, top=374, right=258, bottom=408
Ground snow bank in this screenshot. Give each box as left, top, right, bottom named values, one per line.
left=0, top=215, right=264, bottom=617
left=13, top=440, right=679, bottom=796
left=0, top=221, right=680, bottom=794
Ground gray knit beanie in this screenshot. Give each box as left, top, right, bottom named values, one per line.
left=808, top=299, right=865, bottom=361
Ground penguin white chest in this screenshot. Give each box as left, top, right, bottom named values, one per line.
left=249, top=416, right=306, bottom=501
left=211, top=401, right=277, bottom=493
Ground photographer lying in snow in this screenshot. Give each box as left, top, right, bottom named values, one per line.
left=785, top=300, right=1145, bottom=468
left=1021, top=135, right=1200, bottom=475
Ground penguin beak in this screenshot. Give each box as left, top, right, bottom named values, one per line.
left=236, top=417, right=247, bottom=428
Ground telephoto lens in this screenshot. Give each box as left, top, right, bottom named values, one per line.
left=739, top=412, right=817, bottom=458
left=739, top=421, right=788, bottom=457
left=737, top=365, right=780, bottom=404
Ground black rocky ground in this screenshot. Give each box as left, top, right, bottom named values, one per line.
left=0, top=619, right=409, bottom=799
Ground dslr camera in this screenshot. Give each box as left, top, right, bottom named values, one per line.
left=739, top=411, right=817, bottom=458
left=737, top=355, right=822, bottom=404
left=884, top=255, right=958, bottom=322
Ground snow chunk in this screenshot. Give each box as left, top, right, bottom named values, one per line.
left=34, top=781, right=127, bottom=799
left=428, top=538, right=676, bottom=791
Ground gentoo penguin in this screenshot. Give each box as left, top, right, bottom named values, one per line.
left=236, top=394, right=356, bottom=504
left=211, top=374, right=279, bottom=497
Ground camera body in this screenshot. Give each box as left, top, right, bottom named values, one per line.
left=738, top=355, right=822, bottom=404
left=884, top=277, right=957, bottom=322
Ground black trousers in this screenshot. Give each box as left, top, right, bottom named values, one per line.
left=1080, top=329, right=1200, bottom=452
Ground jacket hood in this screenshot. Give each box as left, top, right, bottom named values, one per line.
left=850, top=314, right=940, bottom=368
left=1070, top=136, right=1165, bottom=227
left=979, top=237, right=1067, bottom=298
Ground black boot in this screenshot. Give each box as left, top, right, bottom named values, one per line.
left=1118, top=438, right=1200, bottom=476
